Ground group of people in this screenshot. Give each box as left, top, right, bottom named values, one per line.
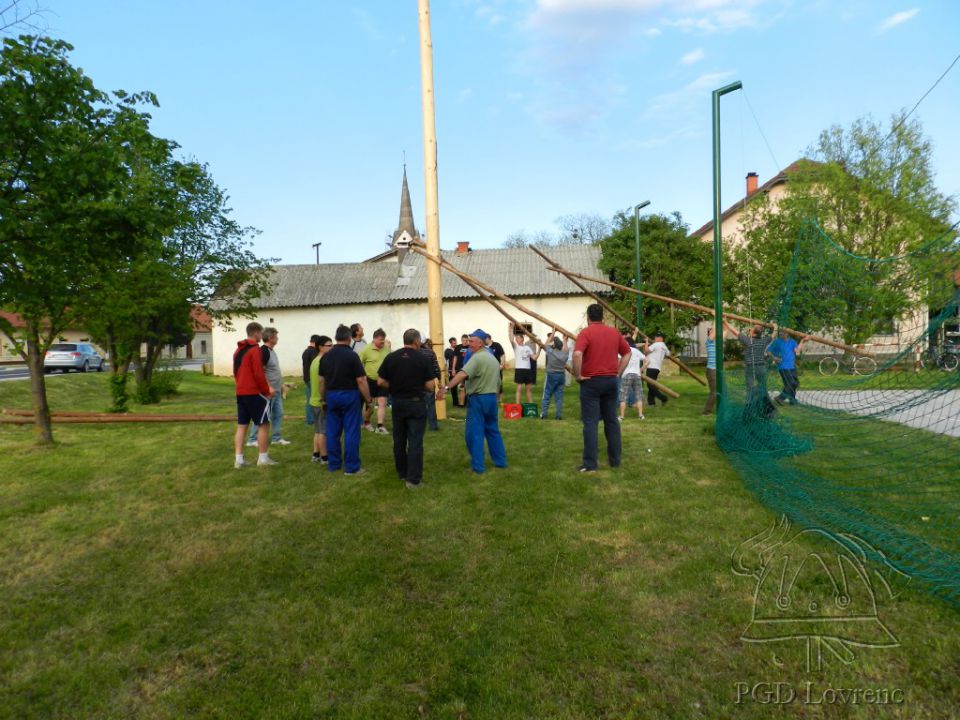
left=233, top=306, right=808, bottom=485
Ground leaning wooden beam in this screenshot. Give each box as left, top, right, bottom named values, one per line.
left=529, top=246, right=707, bottom=387
left=547, top=267, right=875, bottom=358
left=411, top=246, right=680, bottom=399
left=430, top=260, right=570, bottom=373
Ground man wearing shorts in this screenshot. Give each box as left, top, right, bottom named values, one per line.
left=510, top=324, right=539, bottom=404
left=233, top=322, right=277, bottom=468
left=618, top=338, right=648, bottom=421
left=359, top=328, right=391, bottom=433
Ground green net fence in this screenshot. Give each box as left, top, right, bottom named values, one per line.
left=716, top=220, right=960, bottom=606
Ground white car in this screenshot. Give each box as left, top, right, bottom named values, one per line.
left=44, top=343, right=106, bottom=373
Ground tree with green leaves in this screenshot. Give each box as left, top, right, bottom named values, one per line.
left=733, top=113, right=957, bottom=345
left=84, top=160, right=273, bottom=408
left=0, top=36, right=178, bottom=441
left=597, top=211, right=712, bottom=345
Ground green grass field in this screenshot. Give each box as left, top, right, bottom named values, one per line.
left=1, top=372, right=959, bottom=719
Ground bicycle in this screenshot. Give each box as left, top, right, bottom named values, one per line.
left=817, top=352, right=878, bottom=376
left=919, top=346, right=960, bottom=372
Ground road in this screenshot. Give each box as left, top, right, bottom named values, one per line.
left=0, top=360, right=205, bottom=383
left=799, top=389, right=960, bottom=438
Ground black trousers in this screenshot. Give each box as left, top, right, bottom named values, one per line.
left=646, top=367, right=668, bottom=405
left=391, top=397, right=426, bottom=484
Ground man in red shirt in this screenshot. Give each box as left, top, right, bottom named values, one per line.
left=573, top=304, right=631, bottom=473
left=233, top=321, right=277, bottom=468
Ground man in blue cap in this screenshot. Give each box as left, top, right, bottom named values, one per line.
left=439, top=329, right=507, bottom=473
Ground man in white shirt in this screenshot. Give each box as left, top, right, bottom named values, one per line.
left=643, top=332, right=671, bottom=407
left=510, top=324, right=539, bottom=404
left=619, top=339, right=649, bottom=420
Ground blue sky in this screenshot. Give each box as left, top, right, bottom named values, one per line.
left=20, top=1, right=960, bottom=263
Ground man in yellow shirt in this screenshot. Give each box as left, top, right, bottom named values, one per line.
left=359, top=328, right=391, bottom=433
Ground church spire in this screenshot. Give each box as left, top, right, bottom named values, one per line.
left=393, top=164, right=421, bottom=245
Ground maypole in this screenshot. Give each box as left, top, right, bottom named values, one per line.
left=417, top=0, right=446, bottom=419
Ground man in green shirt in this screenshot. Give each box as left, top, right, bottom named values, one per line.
left=308, top=335, right=333, bottom=464
left=359, top=328, right=391, bottom=433
left=439, top=329, right=507, bottom=473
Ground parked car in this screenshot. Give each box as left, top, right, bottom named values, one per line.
left=44, top=343, right=106, bottom=373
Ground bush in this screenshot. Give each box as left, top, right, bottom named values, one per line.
left=107, top=373, right=130, bottom=413
left=723, top=338, right=743, bottom=361
left=136, top=369, right=183, bottom=404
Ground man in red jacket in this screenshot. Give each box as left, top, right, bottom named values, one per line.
left=233, top=322, right=277, bottom=468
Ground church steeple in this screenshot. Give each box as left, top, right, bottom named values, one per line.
left=393, top=165, right=421, bottom=246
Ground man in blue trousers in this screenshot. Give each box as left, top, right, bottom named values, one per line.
left=319, top=324, right=372, bottom=474
left=439, top=329, right=507, bottom=474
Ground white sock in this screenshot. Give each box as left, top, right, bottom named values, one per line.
left=259, top=453, right=269, bottom=462
left=235, top=454, right=244, bottom=463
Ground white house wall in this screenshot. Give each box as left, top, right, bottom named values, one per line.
left=212, top=296, right=596, bottom=377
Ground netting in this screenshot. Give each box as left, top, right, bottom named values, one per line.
left=717, top=220, right=960, bottom=606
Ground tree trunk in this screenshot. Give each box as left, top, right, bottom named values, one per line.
left=24, top=326, right=54, bottom=444
left=141, top=340, right=164, bottom=386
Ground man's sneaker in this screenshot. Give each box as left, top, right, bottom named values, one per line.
left=311, top=455, right=328, bottom=464
left=272, top=438, right=291, bottom=445
left=245, top=440, right=257, bottom=447
left=363, top=424, right=375, bottom=432
left=639, top=415, right=645, bottom=420
left=257, top=457, right=279, bottom=467
left=234, top=459, right=248, bottom=469
left=617, top=416, right=623, bottom=423
left=405, top=480, right=420, bottom=489
left=375, top=426, right=389, bottom=434
left=578, top=465, right=597, bottom=474
left=344, top=467, right=366, bottom=476
left=540, top=414, right=547, bottom=420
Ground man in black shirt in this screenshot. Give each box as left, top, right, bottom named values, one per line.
left=319, top=324, right=372, bottom=474
left=420, top=338, right=443, bottom=431
left=378, top=328, right=436, bottom=488
left=444, top=337, right=461, bottom=407
left=302, top=334, right=321, bottom=426
left=454, top=334, right=469, bottom=407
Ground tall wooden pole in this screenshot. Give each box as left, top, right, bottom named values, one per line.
left=417, top=0, right=445, bottom=419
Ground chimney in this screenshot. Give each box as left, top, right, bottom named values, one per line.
left=456, top=241, right=470, bottom=255
left=746, top=172, right=759, bottom=197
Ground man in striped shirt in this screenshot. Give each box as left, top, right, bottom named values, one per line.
left=703, top=326, right=718, bottom=415
left=724, top=319, right=775, bottom=408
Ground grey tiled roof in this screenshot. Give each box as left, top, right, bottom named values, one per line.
left=248, top=245, right=606, bottom=309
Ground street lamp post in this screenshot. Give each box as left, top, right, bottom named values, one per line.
left=711, top=80, right=742, bottom=419
left=633, top=200, right=651, bottom=330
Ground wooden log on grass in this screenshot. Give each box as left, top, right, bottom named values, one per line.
left=1, top=409, right=237, bottom=423
left=547, top=267, right=876, bottom=358
left=529, top=246, right=707, bottom=387
left=411, top=246, right=680, bottom=399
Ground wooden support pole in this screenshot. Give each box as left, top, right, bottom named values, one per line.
left=417, top=0, right=446, bottom=420
left=547, top=267, right=876, bottom=358
left=411, top=247, right=679, bottom=399
left=529, top=246, right=707, bottom=387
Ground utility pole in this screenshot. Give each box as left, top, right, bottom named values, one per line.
left=417, top=0, right=446, bottom=420
left=633, top=200, right=651, bottom=330
left=312, top=242, right=322, bottom=265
